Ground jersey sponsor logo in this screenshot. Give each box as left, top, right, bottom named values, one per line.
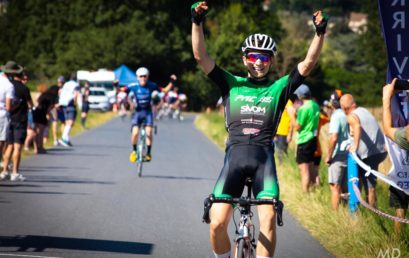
left=241, top=118, right=264, bottom=125
left=235, top=95, right=273, bottom=103
left=242, top=128, right=260, bottom=135
left=235, top=95, right=257, bottom=102
left=259, top=96, right=273, bottom=103
left=240, top=104, right=266, bottom=115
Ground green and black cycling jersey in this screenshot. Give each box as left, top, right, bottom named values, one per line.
left=208, top=65, right=305, bottom=148
left=208, top=65, right=304, bottom=199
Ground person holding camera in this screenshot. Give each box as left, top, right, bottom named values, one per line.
left=382, top=78, right=409, bottom=151
left=382, top=77, right=409, bottom=234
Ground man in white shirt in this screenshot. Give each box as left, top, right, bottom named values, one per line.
left=58, top=73, right=80, bottom=147
left=0, top=61, right=16, bottom=180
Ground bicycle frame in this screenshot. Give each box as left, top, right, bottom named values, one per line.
left=202, top=178, right=284, bottom=258
left=136, top=125, right=147, bottom=176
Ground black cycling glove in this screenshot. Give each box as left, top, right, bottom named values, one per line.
left=313, top=11, right=329, bottom=36
left=191, top=2, right=207, bottom=25
left=169, top=77, right=177, bottom=85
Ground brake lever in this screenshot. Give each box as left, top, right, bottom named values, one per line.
left=275, top=200, right=284, bottom=227
left=202, top=195, right=213, bottom=224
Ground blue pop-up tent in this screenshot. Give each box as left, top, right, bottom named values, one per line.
left=114, top=64, right=137, bottom=86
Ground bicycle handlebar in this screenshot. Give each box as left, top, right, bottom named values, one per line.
left=202, top=194, right=284, bottom=226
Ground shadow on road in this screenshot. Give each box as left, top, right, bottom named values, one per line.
left=142, top=174, right=215, bottom=181
left=0, top=190, right=88, bottom=195
left=0, top=235, right=154, bottom=255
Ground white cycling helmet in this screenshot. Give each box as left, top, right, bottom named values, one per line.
left=179, top=94, right=187, bottom=101
left=136, top=67, right=149, bottom=77
left=151, top=90, right=159, bottom=98
left=242, top=33, right=277, bottom=56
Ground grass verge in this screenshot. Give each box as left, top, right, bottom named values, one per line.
left=195, top=112, right=409, bottom=258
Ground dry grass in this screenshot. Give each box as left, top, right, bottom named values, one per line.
left=195, top=111, right=409, bottom=258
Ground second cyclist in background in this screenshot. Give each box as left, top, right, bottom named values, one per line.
left=127, top=67, right=176, bottom=162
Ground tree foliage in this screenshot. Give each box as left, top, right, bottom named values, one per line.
left=0, top=0, right=388, bottom=109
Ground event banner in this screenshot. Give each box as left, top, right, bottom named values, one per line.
left=378, top=0, right=409, bottom=194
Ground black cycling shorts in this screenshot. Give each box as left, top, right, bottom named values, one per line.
left=212, top=144, right=279, bottom=200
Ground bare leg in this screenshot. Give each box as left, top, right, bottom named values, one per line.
left=257, top=204, right=276, bottom=257
left=394, top=208, right=406, bottom=235
left=11, top=143, right=22, bottom=175
left=209, top=203, right=233, bottom=255
left=298, top=162, right=311, bottom=192
left=145, top=126, right=153, bottom=146
left=24, top=128, right=36, bottom=151
left=368, top=187, right=377, bottom=207
left=2, top=144, right=12, bottom=173
left=330, top=184, right=341, bottom=210
left=131, top=126, right=139, bottom=146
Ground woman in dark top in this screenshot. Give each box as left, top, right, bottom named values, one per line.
left=32, top=86, right=59, bottom=153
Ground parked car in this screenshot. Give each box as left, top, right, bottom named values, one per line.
left=77, top=69, right=116, bottom=107
left=88, top=87, right=111, bottom=111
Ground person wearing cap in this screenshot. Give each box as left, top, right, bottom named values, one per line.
left=340, top=94, right=387, bottom=207
left=325, top=90, right=349, bottom=209
left=127, top=67, right=175, bottom=162
left=288, top=84, right=320, bottom=193
left=0, top=61, right=15, bottom=178
left=192, top=2, right=328, bottom=257
left=0, top=61, right=33, bottom=182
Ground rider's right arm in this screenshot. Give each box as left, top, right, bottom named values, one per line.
left=191, top=13, right=215, bottom=74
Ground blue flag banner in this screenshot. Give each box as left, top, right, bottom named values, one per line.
left=378, top=1, right=409, bottom=195
left=378, top=0, right=409, bottom=125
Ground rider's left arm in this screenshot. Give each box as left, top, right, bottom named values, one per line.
left=297, top=11, right=327, bottom=77
left=161, top=74, right=177, bottom=93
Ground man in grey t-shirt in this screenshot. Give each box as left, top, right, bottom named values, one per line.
left=340, top=94, right=387, bottom=207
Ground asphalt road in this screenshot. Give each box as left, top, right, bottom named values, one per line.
left=0, top=115, right=334, bottom=258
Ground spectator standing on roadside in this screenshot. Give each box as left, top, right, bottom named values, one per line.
left=382, top=78, right=409, bottom=234
left=0, top=61, right=32, bottom=181
left=340, top=94, right=387, bottom=207
left=274, top=100, right=294, bottom=164
left=289, top=84, right=320, bottom=192
left=325, top=90, right=349, bottom=209
left=0, top=61, right=15, bottom=175
left=312, top=103, right=329, bottom=186
left=58, top=73, right=80, bottom=147
left=32, top=85, right=60, bottom=154
left=80, top=81, right=90, bottom=129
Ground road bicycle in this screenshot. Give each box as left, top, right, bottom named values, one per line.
left=136, top=125, right=147, bottom=177
left=202, top=178, right=284, bottom=258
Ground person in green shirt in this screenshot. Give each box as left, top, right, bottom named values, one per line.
left=289, top=84, right=320, bottom=192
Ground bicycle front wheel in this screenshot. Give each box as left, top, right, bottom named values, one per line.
left=236, top=239, right=245, bottom=258
left=137, top=161, right=143, bottom=177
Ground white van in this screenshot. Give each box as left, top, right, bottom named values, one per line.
left=77, top=69, right=116, bottom=108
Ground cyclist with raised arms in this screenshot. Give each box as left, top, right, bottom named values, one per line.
left=128, top=67, right=176, bottom=162
left=191, top=2, right=328, bottom=257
